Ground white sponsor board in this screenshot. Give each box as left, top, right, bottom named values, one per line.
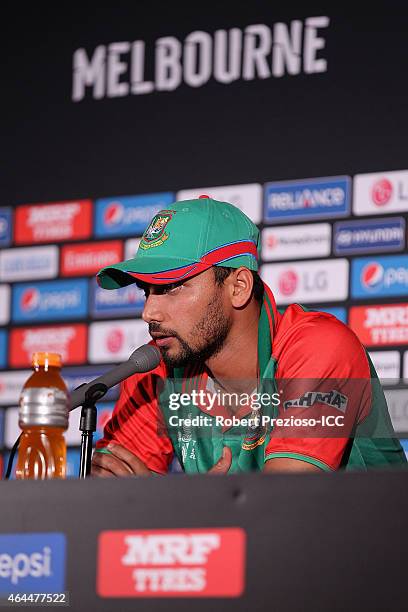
left=125, top=238, right=141, bottom=260
left=4, top=407, right=19, bottom=449
left=404, top=351, right=408, bottom=381
left=353, top=169, right=408, bottom=216
left=384, top=389, right=408, bottom=434
left=0, top=371, right=31, bottom=405
left=261, top=223, right=331, bottom=261
left=88, top=320, right=150, bottom=363
left=0, top=246, right=58, bottom=282
left=177, top=184, right=262, bottom=224
left=65, top=407, right=81, bottom=446
left=261, top=259, right=348, bottom=305
left=368, top=351, right=400, bottom=384
left=0, top=285, right=10, bottom=325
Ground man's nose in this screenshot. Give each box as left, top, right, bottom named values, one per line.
left=142, top=295, right=164, bottom=324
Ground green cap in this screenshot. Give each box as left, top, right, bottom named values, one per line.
left=97, top=195, right=260, bottom=289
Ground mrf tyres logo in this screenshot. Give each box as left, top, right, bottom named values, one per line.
left=72, top=17, right=329, bottom=101
left=97, top=528, right=245, bottom=597
left=0, top=533, right=66, bottom=595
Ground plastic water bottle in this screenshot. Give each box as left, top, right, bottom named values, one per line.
left=16, top=352, right=69, bottom=479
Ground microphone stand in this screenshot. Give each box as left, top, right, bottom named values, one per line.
left=78, top=382, right=108, bottom=478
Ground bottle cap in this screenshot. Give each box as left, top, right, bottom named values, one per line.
left=32, top=352, right=61, bottom=368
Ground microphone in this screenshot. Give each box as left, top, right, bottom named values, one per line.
left=69, top=344, right=161, bottom=411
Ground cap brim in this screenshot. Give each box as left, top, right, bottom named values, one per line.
left=97, top=257, right=207, bottom=289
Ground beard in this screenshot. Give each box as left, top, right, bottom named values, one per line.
left=149, top=290, right=231, bottom=368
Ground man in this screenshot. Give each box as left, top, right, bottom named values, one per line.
left=92, top=196, right=406, bottom=476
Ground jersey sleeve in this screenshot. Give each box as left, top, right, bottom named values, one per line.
left=95, top=363, right=174, bottom=474
left=265, top=313, right=372, bottom=471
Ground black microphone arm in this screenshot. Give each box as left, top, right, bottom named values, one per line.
left=69, top=343, right=161, bottom=411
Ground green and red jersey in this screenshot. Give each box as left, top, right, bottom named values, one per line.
left=95, top=283, right=407, bottom=472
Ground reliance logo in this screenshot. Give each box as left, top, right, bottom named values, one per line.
left=97, top=528, right=245, bottom=597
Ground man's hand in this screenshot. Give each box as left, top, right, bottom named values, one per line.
left=91, top=443, right=232, bottom=476
left=91, top=443, right=151, bottom=477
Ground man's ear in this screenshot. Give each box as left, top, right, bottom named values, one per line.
left=227, top=267, right=254, bottom=308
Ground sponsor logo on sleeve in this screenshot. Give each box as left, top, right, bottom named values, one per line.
left=0, top=285, right=10, bottom=325
left=351, top=255, right=408, bottom=298
left=353, top=170, right=408, bottom=216
left=15, top=200, right=92, bottom=244
left=264, top=176, right=350, bottom=222
left=61, top=240, right=123, bottom=276
left=95, top=193, right=174, bottom=238
left=12, top=279, right=88, bottom=323
left=0, top=208, right=12, bottom=247
left=0, top=533, right=66, bottom=594
left=262, top=223, right=331, bottom=261
left=368, top=351, right=400, bottom=384
left=97, top=528, right=245, bottom=597
left=177, top=184, right=262, bottom=224
left=90, top=278, right=145, bottom=318
left=283, top=390, right=348, bottom=412
left=88, top=320, right=150, bottom=363
left=261, top=259, right=348, bottom=305
left=349, top=303, right=408, bottom=347
left=0, top=246, right=59, bottom=282
left=0, top=331, right=7, bottom=369
left=9, top=324, right=87, bottom=367
left=334, top=217, right=405, bottom=255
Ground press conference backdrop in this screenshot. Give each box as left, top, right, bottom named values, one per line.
left=1, top=3, right=408, bottom=473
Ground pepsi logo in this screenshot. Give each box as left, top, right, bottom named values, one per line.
left=279, top=270, right=298, bottom=296
left=361, top=262, right=384, bottom=290
left=21, top=288, right=40, bottom=311
left=106, top=329, right=124, bottom=353
left=104, top=202, right=124, bottom=226
left=371, top=179, right=393, bottom=206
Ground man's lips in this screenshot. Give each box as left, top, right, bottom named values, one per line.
left=151, top=334, right=175, bottom=347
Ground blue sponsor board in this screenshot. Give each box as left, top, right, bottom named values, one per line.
left=90, top=278, right=144, bottom=318
left=95, top=192, right=174, bottom=237
left=351, top=254, right=408, bottom=299
left=0, top=208, right=12, bottom=246
left=94, top=402, right=114, bottom=444
left=0, top=330, right=7, bottom=369
left=0, top=533, right=66, bottom=594
left=400, top=439, right=408, bottom=459
left=66, top=448, right=81, bottom=478
left=12, top=279, right=88, bottom=323
left=63, top=366, right=120, bottom=402
left=334, top=217, right=405, bottom=255
left=264, top=176, right=350, bottom=222
left=314, top=307, right=347, bottom=323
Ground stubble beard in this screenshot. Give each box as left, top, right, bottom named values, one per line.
left=157, top=290, right=231, bottom=369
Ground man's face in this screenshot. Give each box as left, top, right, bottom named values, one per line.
left=139, top=268, right=232, bottom=368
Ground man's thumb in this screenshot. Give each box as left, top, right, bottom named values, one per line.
left=208, top=446, right=232, bottom=474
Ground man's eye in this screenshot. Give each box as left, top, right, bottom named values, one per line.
left=165, top=284, right=183, bottom=294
